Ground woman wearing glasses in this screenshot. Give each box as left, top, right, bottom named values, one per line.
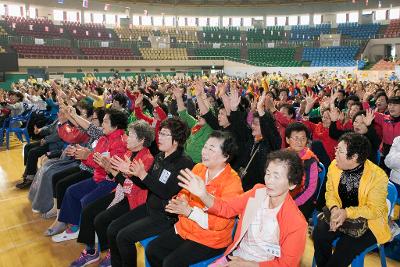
left=107, top=118, right=194, bottom=267
left=285, top=122, right=319, bottom=219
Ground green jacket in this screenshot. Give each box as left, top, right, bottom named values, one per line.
left=178, top=110, right=213, bottom=163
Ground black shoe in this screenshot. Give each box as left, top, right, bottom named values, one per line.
left=16, top=179, right=32, bottom=189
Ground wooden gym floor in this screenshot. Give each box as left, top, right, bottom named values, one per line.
left=0, top=137, right=397, bottom=267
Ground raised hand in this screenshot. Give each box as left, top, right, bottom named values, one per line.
left=305, top=92, right=317, bottom=106
left=257, top=91, right=266, bottom=116
left=363, top=109, right=375, bottom=126
left=172, top=85, right=184, bottom=99
left=193, top=80, right=205, bottom=97
left=330, top=108, right=340, bottom=122
left=177, top=168, right=207, bottom=198
left=150, top=95, right=159, bottom=107
left=229, top=88, right=241, bottom=112
left=135, top=93, right=144, bottom=107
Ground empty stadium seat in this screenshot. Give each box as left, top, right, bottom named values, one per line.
left=302, top=46, right=360, bottom=67
left=290, top=24, right=331, bottom=40
left=194, top=48, right=240, bottom=59
left=11, top=43, right=75, bottom=58
left=4, top=16, right=64, bottom=38
left=202, top=27, right=241, bottom=43
left=248, top=48, right=301, bottom=66
left=80, top=47, right=135, bottom=59
left=337, top=22, right=379, bottom=39
left=247, top=26, right=284, bottom=42
left=139, top=48, right=188, bottom=60
left=63, top=21, right=117, bottom=41
left=384, top=19, right=400, bottom=38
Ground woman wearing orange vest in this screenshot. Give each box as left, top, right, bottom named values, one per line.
left=146, top=131, right=244, bottom=267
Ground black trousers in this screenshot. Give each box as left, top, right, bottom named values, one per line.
left=77, top=192, right=130, bottom=251
left=108, top=205, right=175, bottom=267
left=313, top=219, right=377, bottom=267
left=23, top=142, right=49, bottom=176
left=51, top=166, right=92, bottom=209
left=146, top=228, right=226, bottom=267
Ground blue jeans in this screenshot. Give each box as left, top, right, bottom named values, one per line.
left=58, top=178, right=116, bottom=225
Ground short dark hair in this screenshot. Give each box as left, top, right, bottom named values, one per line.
left=105, top=109, right=128, bottom=130
left=350, top=101, right=363, bottom=111
left=128, top=120, right=155, bottom=148
left=94, top=108, right=106, bottom=125
left=388, top=96, right=400, bottom=105
left=94, top=87, right=104, bottom=95
left=338, top=132, right=371, bottom=164
left=77, top=102, right=94, bottom=118
left=280, top=103, right=296, bottom=119
left=285, top=122, right=310, bottom=140
left=346, top=95, right=360, bottom=103
left=375, top=92, right=388, bottom=102
left=208, top=131, right=238, bottom=163
left=113, top=93, right=128, bottom=108
left=352, top=110, right=366, bottom=123
left=9, top=91, right=24, bottom=101
left=160, top=117, right=189, bottom=147
left=265, top=150, right=304, bottom=186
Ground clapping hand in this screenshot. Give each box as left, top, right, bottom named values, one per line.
left=165, top=195, right=191, bottom=217
left=177, top=169, right=207, bottom=198
left=110, top=154, right=132, bottom=175
left=128, top=159, right=147, bottom=180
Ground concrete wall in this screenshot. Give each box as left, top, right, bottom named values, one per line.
left=362, top=37, right=400, bottom=62
left=1, top=0, right=399, bottom=21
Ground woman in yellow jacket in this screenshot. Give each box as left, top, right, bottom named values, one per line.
left=146, top=131, right=244, bottom=267
left=313, top=132, right=391, bottom=267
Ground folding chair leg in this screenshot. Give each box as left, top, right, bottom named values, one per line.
left=6, top=131, right=10, bottom=150
left=379, top=245, right=387, bottom=267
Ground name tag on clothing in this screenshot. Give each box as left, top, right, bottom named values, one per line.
left=159, top=169, right=171, bottom=184
left=263, top=242, right=281, bottom=258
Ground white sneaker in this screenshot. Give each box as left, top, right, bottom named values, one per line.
left=52, top=229, right=80, bottom=243
left=32, top=208, right=40, bottom=213
left=390, top=221, right=400, bottom=241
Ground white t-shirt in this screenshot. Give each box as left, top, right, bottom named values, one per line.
left=233, top=195, right=282, bottom=262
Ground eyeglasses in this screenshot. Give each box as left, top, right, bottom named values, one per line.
left=159, top=131, right=172, bottom=137
left=289, top=136, right=307, bottom=143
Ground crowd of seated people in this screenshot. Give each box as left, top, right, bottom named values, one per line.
left=1, top=70, right=400, bottom=267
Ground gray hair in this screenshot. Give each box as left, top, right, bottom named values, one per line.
left=128, top=120, right=155, bottom=148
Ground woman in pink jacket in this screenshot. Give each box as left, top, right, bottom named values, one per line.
left=178, top=150, right=308, bottom=267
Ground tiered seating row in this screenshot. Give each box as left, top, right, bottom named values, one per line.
left=62, top=21, right=115, bottom=40
left=290, top=24, right=331, bottom=40
left=248, top=48, right=301, bottom=67
left=202, top=27, right=241, bottom=43
left=337, top=22, right=380, bottom=39
left=4, top=16, right=63, bottom=38
left=139, top=48, right=188, bottom=60
left=12, top=44, right=75, bottom=58
left=302, top=46, right=359, bottom=67
left=384, top=19, right=400, bottom=38
left=194, top=48, right=240, bottom=58
left=80, top=47, right=135, bottom=59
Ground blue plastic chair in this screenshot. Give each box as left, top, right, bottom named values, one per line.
left=311, top=162, right=327, bottom=226
left=139, top=219, right=238, bottom=267
left=0, top=117, right=10, bottom=146
left=5, top=111, right=32, bottom=149
left=312, top=182, right=398, bottom=267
